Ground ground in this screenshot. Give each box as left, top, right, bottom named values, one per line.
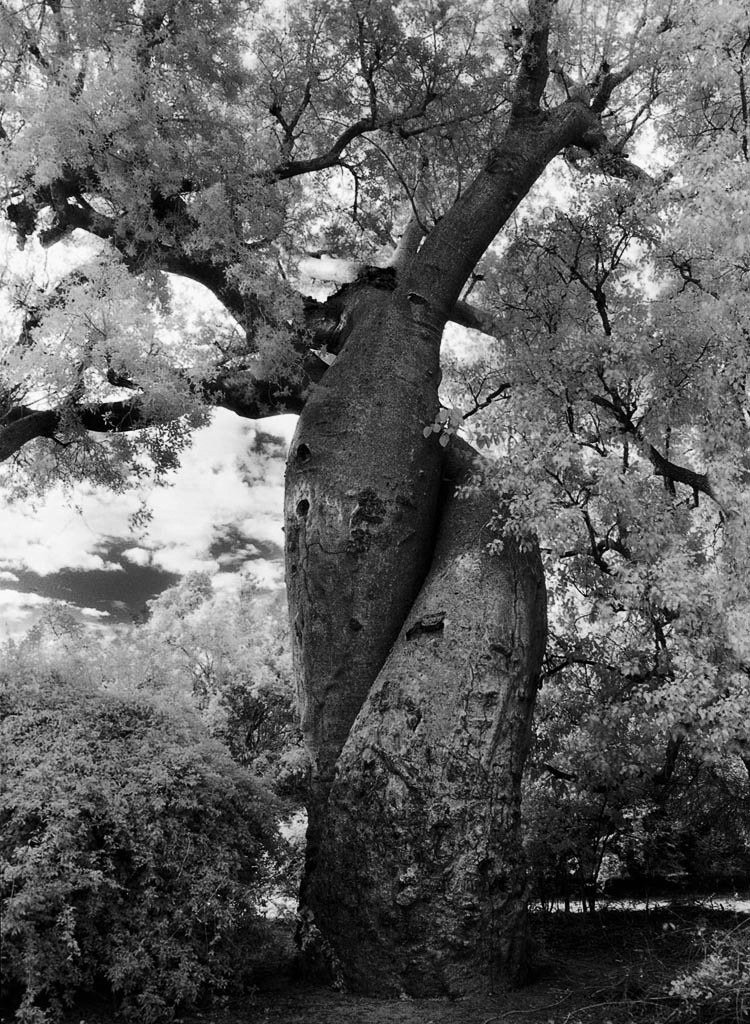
left=179, top=904, right=747, bottom=1024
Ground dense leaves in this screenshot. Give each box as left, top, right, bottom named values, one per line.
left=0, top=678, right=281, bottom=1023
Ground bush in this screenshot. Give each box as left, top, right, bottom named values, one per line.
left=667, top=920, right=750, bottom=1023
left=0, top=682, right=280, bottom=1023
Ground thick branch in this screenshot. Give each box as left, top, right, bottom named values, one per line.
left=34, top=193, right=261, bottom=329
left=413, top=98, right=601, bottom=313
left=512, top=0, right=555, bottom=119
left=0, top=350, right=328, bottom=464
left=0, top=408, right=60, bottom=462
left=450, top=299, right=505, bottom=337
left=590, top=394, right=719, bottom=505
left=590, top=66, right=635, bottom=114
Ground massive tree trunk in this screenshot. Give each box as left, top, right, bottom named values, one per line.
left=282, top=6, right=629, bottom=994
left=284, top=271, right=547, bottom=994
left=284, top=275, right=446, bottom=870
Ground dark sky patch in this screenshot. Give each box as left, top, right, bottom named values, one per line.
left=0, top=543, right=181, bottom=624
left=209, top=522, right=282, bottom=570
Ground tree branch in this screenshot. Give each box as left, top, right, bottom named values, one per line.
left=0, top=407, right=60, bottom=462
left=590, top=394, right=719, bottom=506
left=590, top=66, right=635, bottom=114
left=0, top=355, right=324, bottom=464
left=273, top=92, right=440, bottom=181
left=0, top=268, right=357, bottom=464
left=511, top=0, right=555, bottom=119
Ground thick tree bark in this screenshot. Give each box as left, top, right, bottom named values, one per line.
left=301, top=440, right=546, bottom=995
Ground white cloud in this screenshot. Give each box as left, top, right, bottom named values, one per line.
left=217, top=544, right=260, bottom=568
left=0, top=588, right=61, bottom=635
left=155, top=550, right=221, bottom=575
left=0, top=588, right=113, bottom=639
left=0, top=409, right=291, bottom=572
left=79, top=606, right=113, bottom=620
left=121, top=547, right=152, bottom=566
left=240, top=558, right=285, bottom=590
left=0, top=589, right=55, bottom=611
left=1, top=539, right=123, bottom=577
left=236, top=515, right=285, bottom=548
left=0, top=408, right=292, bottom=636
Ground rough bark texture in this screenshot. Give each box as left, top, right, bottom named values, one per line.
left=302, top=440, right=546, bottom=996
left=285, top=99, right=602, bottom=997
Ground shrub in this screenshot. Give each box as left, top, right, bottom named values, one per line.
left=667, top=919, right=750, bottom=1023
left=0, top=682, right=280, bottom=1023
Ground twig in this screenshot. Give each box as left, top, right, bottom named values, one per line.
left=561, top=994, right=678, bottom=1023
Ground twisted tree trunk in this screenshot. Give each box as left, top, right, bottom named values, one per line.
left=284, top=263, right=547, bottom=993
left=304, top=439, right=546, bottom=996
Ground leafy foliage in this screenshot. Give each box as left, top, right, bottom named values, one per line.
left=0, top=677, right=280, bottom=1023
left=1, top=0, right=750, bottom=994
left=0, top=572, right=305, bottom=794
left=667, top=920, right=750, bottom=1023
left=137, top=575, right=306, bottom=796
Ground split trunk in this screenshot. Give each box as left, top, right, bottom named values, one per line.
left=283, top=98, right=610, bottom=994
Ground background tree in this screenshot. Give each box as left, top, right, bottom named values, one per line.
left=1, top=0, right=748, bottom=997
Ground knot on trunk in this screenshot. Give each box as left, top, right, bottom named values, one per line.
left=347, top=488, right=386, bottom=555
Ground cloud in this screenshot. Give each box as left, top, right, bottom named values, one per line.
left=210, top=558, right=285, bottom=594
left=0, top=409, right=293, bottom=633
left=0, top=589, right=56, bottom=611
left=78, top=606, right=113, bottom=619
left=121, top=547, right=152, bottom=567
left=0, top=538, right=123, bottom=577
left=0, top=587, right=114, bottom=639
left=0, top=588, right=70, bottom=634
left=241, top=558, right=286, bottom=590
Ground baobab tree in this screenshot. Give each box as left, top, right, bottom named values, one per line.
left=1, top=0, right=748, bottom=996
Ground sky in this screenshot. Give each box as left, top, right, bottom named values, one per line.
left=0, top=218, right=300, bottom=642
left=0, top=409, right=297, bottom=639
